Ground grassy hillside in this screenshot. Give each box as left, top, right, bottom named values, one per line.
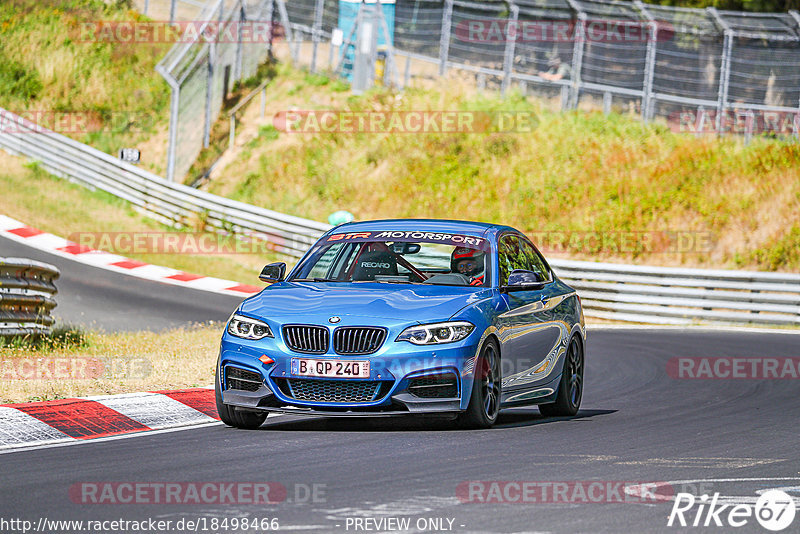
left=0, top=0, right=171, bottom=173
left=203, top=65, right=800, bottom=271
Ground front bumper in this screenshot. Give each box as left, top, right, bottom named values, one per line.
left=218, top=331, right=480, bottom=415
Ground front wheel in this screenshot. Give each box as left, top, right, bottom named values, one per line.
left=215, top=366, right=267, bottom=429
left=539, top=336, right=583, bottom=417
left=456, top=339, right=501, bottom=429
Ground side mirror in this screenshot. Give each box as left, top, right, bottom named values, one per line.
left=501, top=269, right=546, bottom=292
left=259, top=262, right=286, bottom=283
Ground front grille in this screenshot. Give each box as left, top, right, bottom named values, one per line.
left=283, top=325, right=329, bottom=354
left=278, top=378, right=389, bottom=403
left=333, top=327, right=387, bottom=355
left=408, top=373, right=459, bottom=398
left=225, top=366, right=263, bottom=392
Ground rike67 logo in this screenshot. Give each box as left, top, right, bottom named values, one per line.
left=668, top=490, right=796, bottom=531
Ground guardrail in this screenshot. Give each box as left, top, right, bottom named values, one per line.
left=0, top=258, right=60, bottom=337
left=550, top=259, right=800, bottom=326
left=1, top=107, right=798, bottom=326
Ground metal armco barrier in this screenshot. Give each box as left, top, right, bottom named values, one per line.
left=1, top=107, right=798, bottom=326
left=0, top=258, right=60, bottom=336
left=550, top=259, right=800, bottom=326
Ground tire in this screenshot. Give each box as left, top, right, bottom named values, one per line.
left=215, top=366, right=268, bottom=430
left=539, top=336, right=584, bottom=417
left=456, top=338, right=501, bottom=429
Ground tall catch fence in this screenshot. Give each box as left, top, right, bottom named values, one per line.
left=141, top=0, right=799, bottom=182
left=280, top=0, right=800, bottom=136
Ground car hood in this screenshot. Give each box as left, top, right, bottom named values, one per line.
left=238, top=282, right=489, bottom=323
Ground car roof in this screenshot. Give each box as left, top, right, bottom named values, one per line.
left=329, top=218, right=515, bottom=239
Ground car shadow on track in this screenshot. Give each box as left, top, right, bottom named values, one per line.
left=256, top=408, right=616, bottom=432
left=494, top=408, right=616, bottom=429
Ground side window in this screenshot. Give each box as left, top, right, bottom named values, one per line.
left=519, top=238, right=550, bottom=282
left=498, top=235, right=525, bottom=286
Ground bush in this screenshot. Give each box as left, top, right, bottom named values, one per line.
left=0, top=55, right=42, bottom=101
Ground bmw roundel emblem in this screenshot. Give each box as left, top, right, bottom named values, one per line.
left=329, top=316, right=341, bottom=324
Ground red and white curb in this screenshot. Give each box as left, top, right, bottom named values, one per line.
left=0, top=387, right=220, bottom=450
left=0, top=214, right=261, bottom=297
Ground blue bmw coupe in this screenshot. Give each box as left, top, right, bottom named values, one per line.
left=216, top=219, right=585, bottom=429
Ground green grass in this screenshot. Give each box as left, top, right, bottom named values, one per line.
left=0, top=324, right=88, bottom=351
left=0, top=323, right=221, bottom=403
left=204, top=66, right=800, bottom=271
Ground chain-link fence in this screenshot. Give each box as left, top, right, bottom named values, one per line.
left=280, top=0, right=800, bottom=138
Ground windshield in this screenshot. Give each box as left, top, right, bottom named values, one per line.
left=290, top=232, right=491, bottom=287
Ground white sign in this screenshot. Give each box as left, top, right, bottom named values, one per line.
left=118, top=148, right=140, bottom=164
left=331, top=28, right=344, bottom=47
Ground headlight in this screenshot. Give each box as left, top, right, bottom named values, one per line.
left=396, top=321, right=475, bottom=345
left=227, top=314, right=273, bottom=340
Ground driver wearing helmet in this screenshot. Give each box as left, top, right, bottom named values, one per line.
left=451, top=247, right=486, bottom=286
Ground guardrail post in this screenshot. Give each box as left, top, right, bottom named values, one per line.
left=266, top=0, right=275, bottom=58
left=791, top=11, right=800, bottom=141
left=275, top=0, right=297, bottom=64
left=565, top=0, right=586, bottom=110
left=165, top=81, right=180, bottom=182
left=438, top=0, right=454, bottom=77
left=695, top=105, right=707, bottom=136
left=311, top=0, right=325, bottom=73
left=744, top=108, right=754, bottom=144
left=635, top=1, right=657, bottom=122
left=234, top=2, right=245, bottom=82
left=204, top=42, right=216, bottom=149
left=261, top=86, right=266, bottom=117
left=501, top=3, right=519, bottom=97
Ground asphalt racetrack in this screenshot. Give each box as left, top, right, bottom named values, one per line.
left=2, top=236, right=799, bottom=533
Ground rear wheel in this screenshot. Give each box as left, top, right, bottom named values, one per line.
left=539, top=336, right=583, bottom=417
left=456, top=339, right=501, bottom=429
left=215, top=366, right=267, bottom=429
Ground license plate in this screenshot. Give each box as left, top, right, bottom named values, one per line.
left=291, top=358, right=370, bottom=379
